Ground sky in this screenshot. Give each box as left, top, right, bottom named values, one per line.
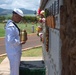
left=0, top=0, right=40, bottom=10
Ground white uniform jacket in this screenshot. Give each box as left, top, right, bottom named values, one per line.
left=5, top=20, right=22, bottom=56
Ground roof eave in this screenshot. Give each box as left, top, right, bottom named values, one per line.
left=40, top=0, right=48, bottom=10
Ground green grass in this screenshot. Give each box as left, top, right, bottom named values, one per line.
left=18, top=22, right=38, bottom=34
left=0, top=28, right=5, bottom=37
left=0, top=23, right=5, bottom=37
left=0, top=22, right=38, bottom=37
left=22, top=46, right=42, bottom=57
left=0, top=46, right=42, bottom=63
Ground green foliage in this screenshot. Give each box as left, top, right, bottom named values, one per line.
left=45, top=9, right=50, bottom=17
left=0, top=16, right=6, bottom=22
left=23, top=16, right=37, bottom=22
left=0, top=15, right=38, bottom=23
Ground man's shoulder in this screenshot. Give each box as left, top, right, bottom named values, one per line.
left=6, top=20, right=14, bottom=27
left=7, top=20, right=13, bottom=24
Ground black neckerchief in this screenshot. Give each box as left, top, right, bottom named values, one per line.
left=12, top=22, right=20, bottom=35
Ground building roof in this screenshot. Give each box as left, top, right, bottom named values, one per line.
left=40, top=0, right=48, bottom=10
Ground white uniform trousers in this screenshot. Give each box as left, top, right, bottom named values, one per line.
left=8, top=52, right=21, bottom=75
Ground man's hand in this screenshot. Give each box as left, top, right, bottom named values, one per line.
left=20, top=41, right=26, bottom=44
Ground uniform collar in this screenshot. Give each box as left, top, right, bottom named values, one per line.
left=6, top=20, right=14, bottom=27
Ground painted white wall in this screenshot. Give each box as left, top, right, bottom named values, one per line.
left=42, top=0, right=63, bottom=75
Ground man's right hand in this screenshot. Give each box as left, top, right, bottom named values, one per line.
left=20, top=41, right=26, bottom=44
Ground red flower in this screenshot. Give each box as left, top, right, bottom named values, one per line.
left=37, top=8, right=41, bottom=15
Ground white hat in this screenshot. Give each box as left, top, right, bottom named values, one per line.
left=13, top=8, right=24, bottom=17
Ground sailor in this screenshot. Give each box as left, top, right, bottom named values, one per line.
left=5, top=8, right=27, bottom=75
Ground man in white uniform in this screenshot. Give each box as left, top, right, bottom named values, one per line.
left=5, top=8, right=27, bottom=75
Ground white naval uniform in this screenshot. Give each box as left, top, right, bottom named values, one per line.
left=5, top=20, right=22, bottom=75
